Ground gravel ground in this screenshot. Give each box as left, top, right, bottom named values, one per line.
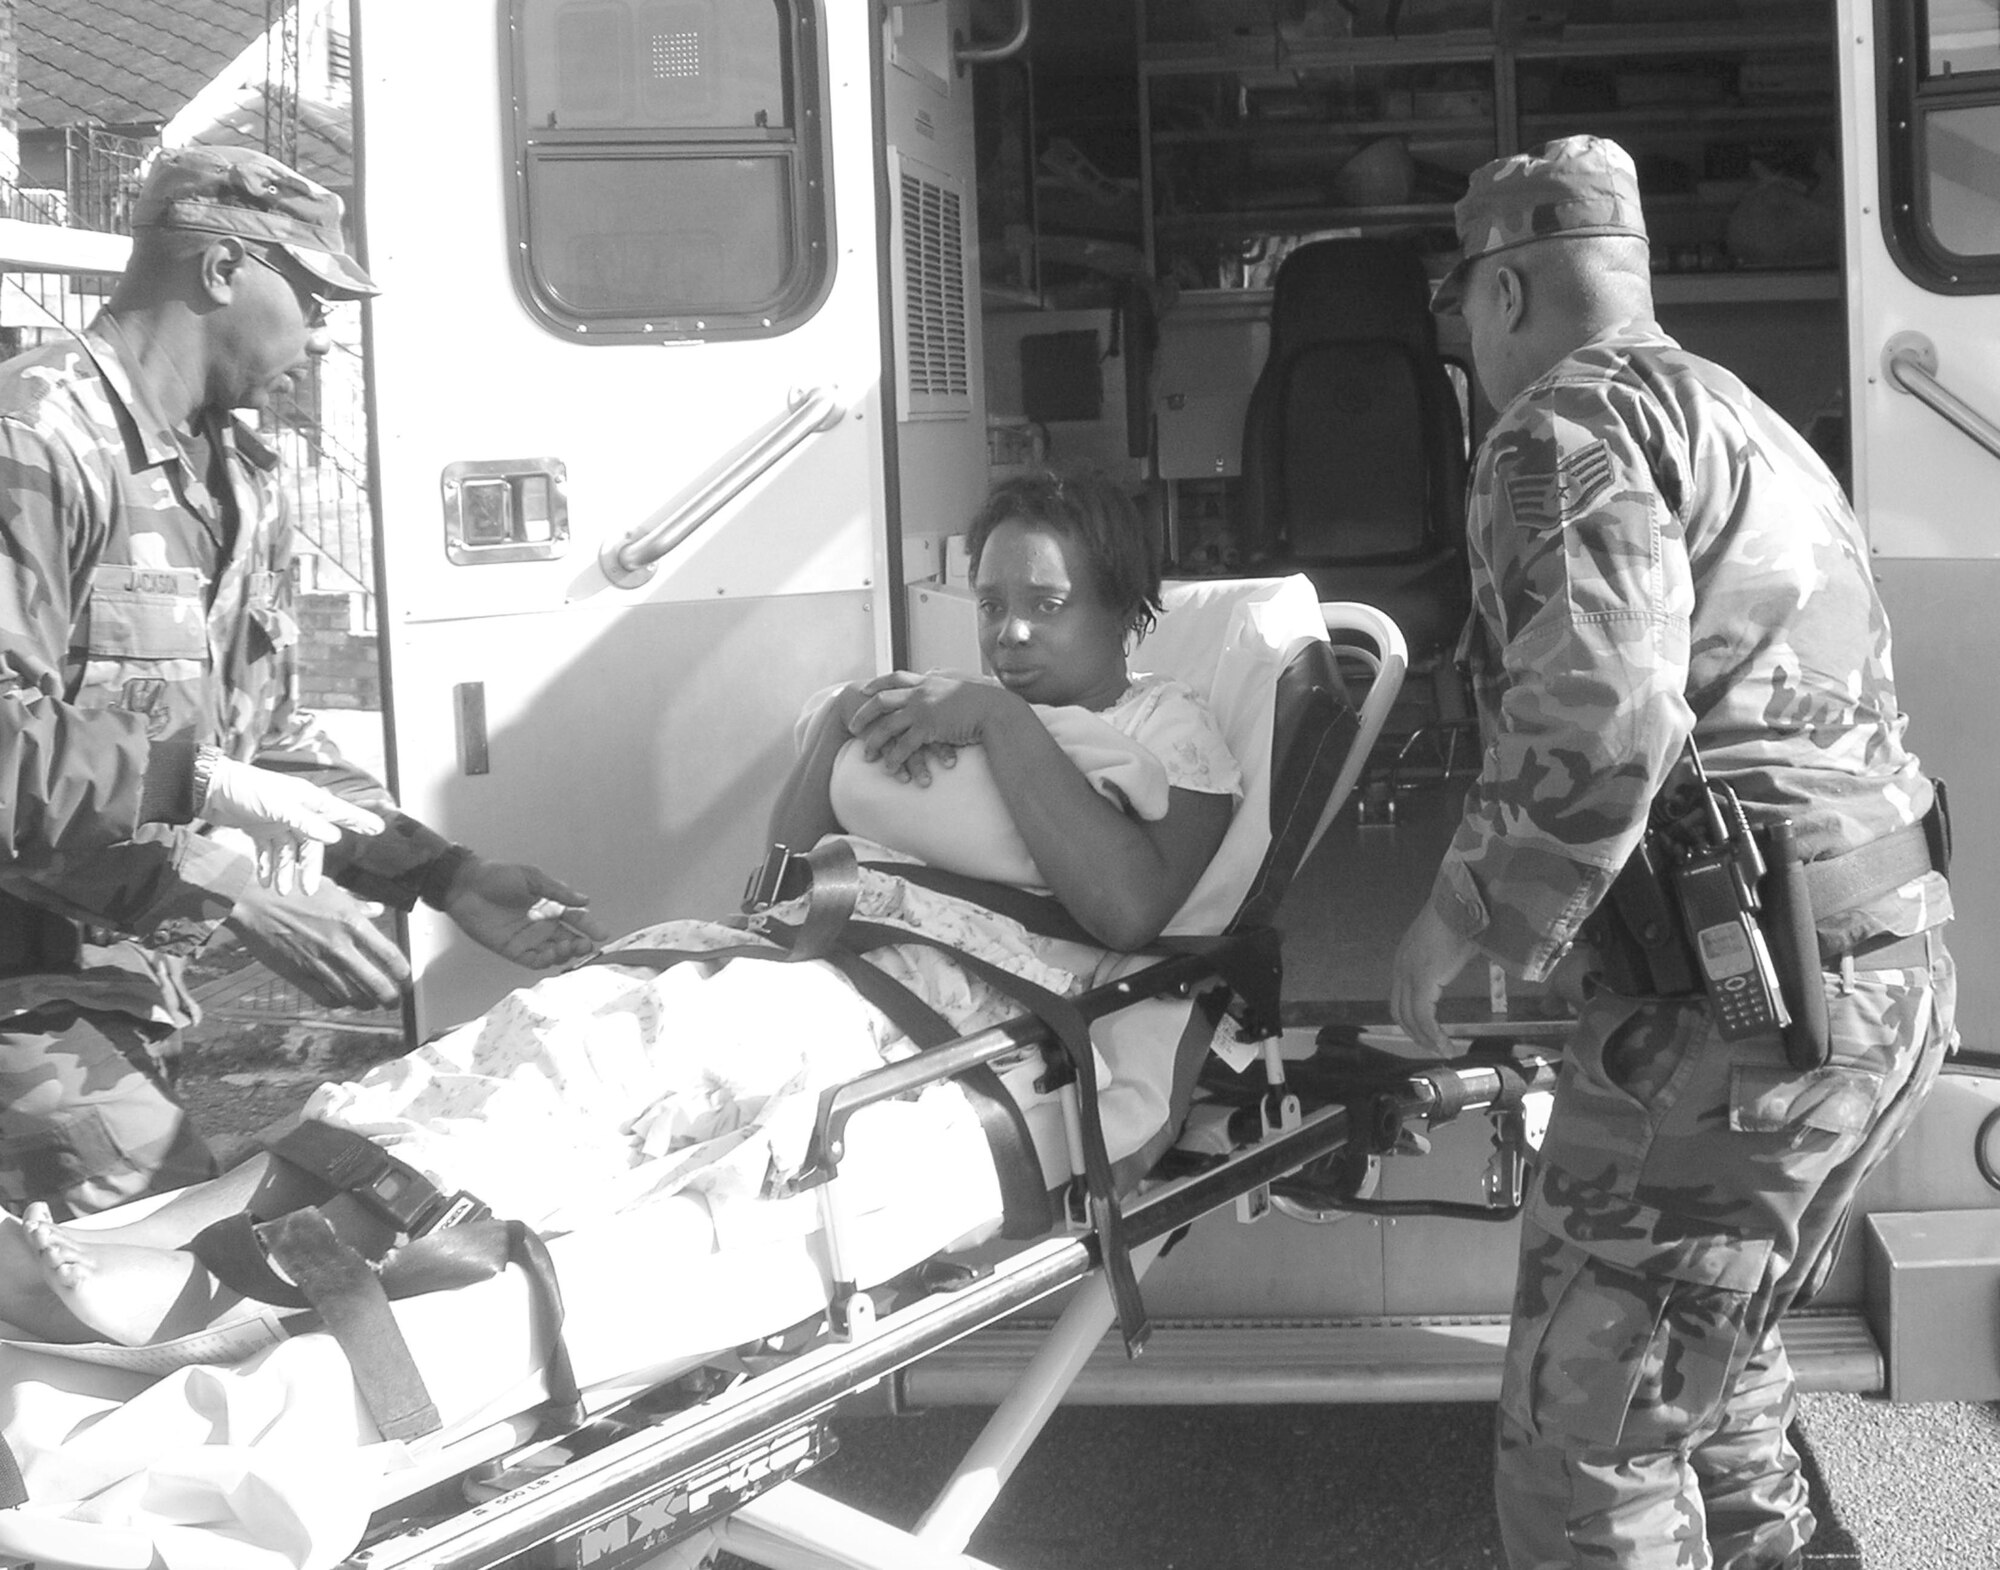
left=1794, top=1391, right=2000, bottom=1568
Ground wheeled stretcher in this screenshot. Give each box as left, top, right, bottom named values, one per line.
left=0, top=576, right=1556, bottom=1570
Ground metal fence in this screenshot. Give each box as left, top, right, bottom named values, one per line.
left=63, top=125, right=150, bottom=236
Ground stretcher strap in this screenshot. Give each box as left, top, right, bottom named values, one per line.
left=264, top=1118, right=488, bottom=1237
left=189, top=1211, right=314, bottom=1308
left=805, top=941, right=1055, bottom=1238
left=762, top=852, right=1239, bottom=1318
left=259, top=1209, right=440, bottom=1442
left=781, top=840, right=863, bottom=958
left=189, top=1208, right=523, bottom=1306
left=835, top=919, right=1151, bottom=1355
left=865, top=862, right=1100, bottom=946
left=188, top=1212, right=583, bottom=1437
left=863, top=859, right=1274, bottom=1024
left=508, top=1220, right=585, bottom=1433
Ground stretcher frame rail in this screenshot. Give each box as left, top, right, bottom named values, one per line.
left=343, top=1040, right=1562, bottom=1570
left=799, top=940, right=1272, bottom=1182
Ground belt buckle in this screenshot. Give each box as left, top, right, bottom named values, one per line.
left=744, top=845, right=800, bottom=914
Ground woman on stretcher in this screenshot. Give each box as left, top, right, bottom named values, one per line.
left=0, top=468, right=1241, bottom=1350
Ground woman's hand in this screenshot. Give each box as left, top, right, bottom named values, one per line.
left=849, top=672, right=1011, bottom=782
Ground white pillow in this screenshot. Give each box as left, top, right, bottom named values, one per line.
left=827, top=706, right=1171, bottom=887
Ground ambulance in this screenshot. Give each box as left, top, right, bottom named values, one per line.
left=322, top=0, right=1994, bottom=1414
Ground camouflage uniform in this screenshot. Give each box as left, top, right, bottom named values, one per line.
left=1428, top=139, right=1955, bottom=1569
left=0, top=308, right=460, bottom=1216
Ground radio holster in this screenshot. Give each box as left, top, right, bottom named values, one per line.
left=1587, top=761, right=1952, bottom=1071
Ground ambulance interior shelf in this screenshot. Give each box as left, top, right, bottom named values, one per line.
left=1137, top=1, right=1842, bottom=295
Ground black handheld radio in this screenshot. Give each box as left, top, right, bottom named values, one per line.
left=1655, top=747, right=1789, bottom=1041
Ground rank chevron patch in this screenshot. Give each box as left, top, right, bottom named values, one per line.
left=1502, top=439, right=1616, bottom=526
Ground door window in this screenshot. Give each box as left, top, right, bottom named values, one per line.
left=1882, top=0, right=2000, bottom=288
left=506, top=0, right=832, bottom=339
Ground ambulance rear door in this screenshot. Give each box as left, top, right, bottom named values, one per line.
left=355, top=1, right=895, bottom=1031
left=1843, top=0, right=1999, bottom=1054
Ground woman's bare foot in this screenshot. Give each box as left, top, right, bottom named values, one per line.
left=19, top=1202, right=218, bottom=1346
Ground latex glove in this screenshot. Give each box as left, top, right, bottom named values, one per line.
left=200, top=753, right=385, bottom=896
left=223, top=878, right=411, bottom=1011
left=436, top=855, right=611, bottom=969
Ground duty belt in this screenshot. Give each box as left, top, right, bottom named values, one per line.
left=1797, top=816, right=1944, bottom=924
left=1588, top=790, right=1950, bottom=1069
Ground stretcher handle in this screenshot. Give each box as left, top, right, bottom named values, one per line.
left=798, top=948, right=1230, bottom=1185
left=1127, top=1045, right=1562, bottom=1243
left=1398, top=1047, right=1563, bottom=1122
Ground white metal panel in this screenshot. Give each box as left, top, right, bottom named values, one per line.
left=1842, top=4, right=2000, bottom=559
left=354, top=1, right=896, bottom=1027
left=1873, top=561, right=1999, bottom=1057
left=396, top=589, right=874, bottom=1032
left=1839, top=2, right=1998, bottom=1050
left=359, top=1, right=889, bottom=624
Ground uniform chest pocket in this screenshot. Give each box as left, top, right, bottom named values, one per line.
left=78, top=568, right=209, bottom=660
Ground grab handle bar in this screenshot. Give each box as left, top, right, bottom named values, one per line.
left=600, top=385, right=845, bottom=588
left=1882, top=332, right=2000, bottom=465
left=956, top=0, right=1030, bottom=69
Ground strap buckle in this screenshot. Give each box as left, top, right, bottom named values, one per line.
left=267, top=1120, right=488, bottom=1239
left=744, top=844, right=806, bottom=913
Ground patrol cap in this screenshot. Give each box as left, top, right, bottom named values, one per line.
left=1431, top=135, right=1646, bottom=314
left=131, top=144, right=378, bottom=298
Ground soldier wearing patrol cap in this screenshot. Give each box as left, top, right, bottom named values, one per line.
left=0, top=144, right=606, bottom=1218
left=1388, top=136, right=1955, bottom=1568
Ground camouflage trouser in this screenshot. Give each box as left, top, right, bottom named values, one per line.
left=1496, top=935, right=1956, bottom=1570
left=0, top=1004, right=220, bottom=1217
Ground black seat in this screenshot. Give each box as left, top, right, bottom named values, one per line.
left=1238, top=237, right=1472, bottom=670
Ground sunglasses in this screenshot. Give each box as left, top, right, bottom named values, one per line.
left=242, top=246, right=337, bottom=328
